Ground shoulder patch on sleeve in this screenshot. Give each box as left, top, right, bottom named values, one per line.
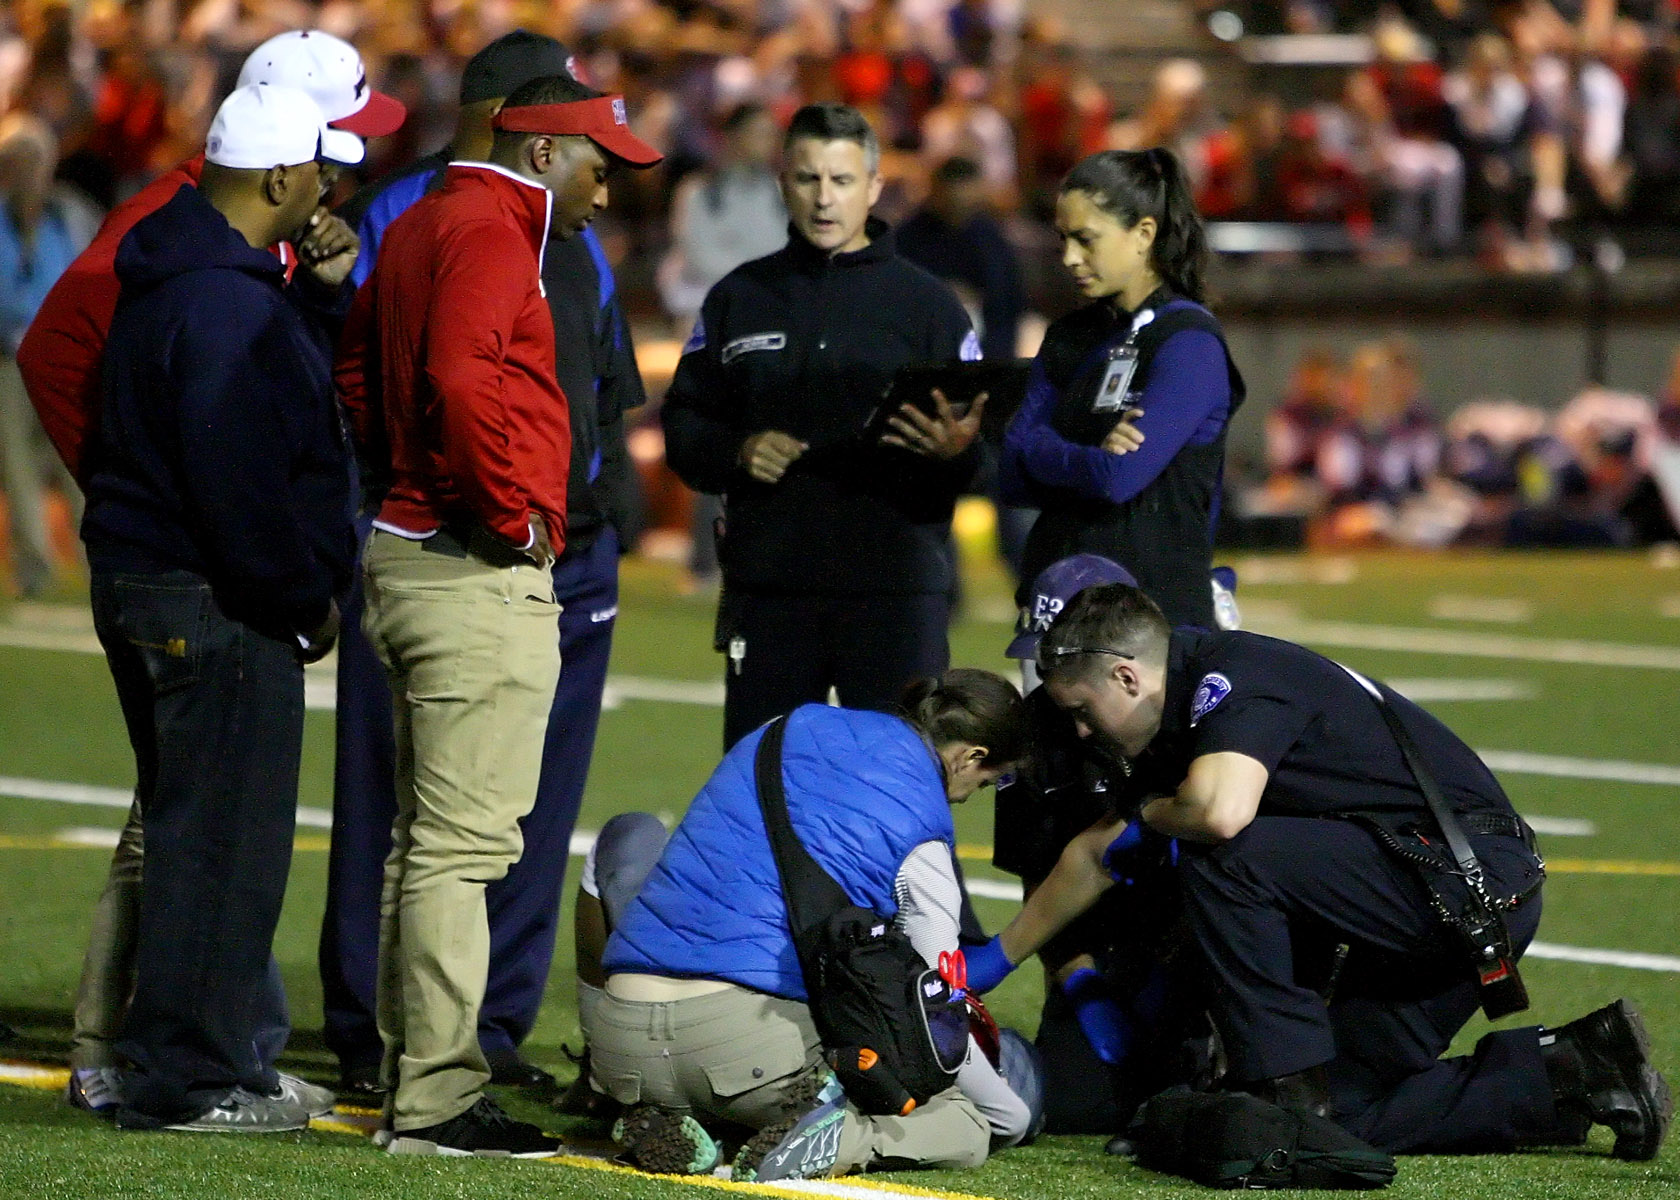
left=683, top=313, right=706, bottom=354
left=959, top=329, right=982, bottom=361
left=1190, top=672, right=1232, bottom=726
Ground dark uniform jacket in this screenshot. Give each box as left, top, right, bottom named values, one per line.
left=1005, top=288, right=1245, bottom=628
left=1138, top=628, right=1544, bottom=904
left=661, top=217, right=979, bottom=596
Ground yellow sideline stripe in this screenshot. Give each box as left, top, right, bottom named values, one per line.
left=0, top=1062, right=1002, bottom=1200
left=1545, top=858, right=1680, bottom=876
left=549, top=1154, right=1003, bottom=1200
left=0, top=835, right=331, bottom=852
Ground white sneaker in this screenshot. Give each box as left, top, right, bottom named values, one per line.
left=162, top=1086, right=311, bottom=1133
left=276, top=1072, right=336, bottom=1118
left=66, top=1067, right=125, bottom=1119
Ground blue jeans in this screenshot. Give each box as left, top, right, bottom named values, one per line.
left=91, top=569, right=304, bottom=1123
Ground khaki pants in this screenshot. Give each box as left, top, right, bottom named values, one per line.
left=0, top=352, right=81, bottom=595
left=590, top=981, right=989, bottom=1174
left=362, top=529, right=562, bottom=1130
left=69, top=800, right=144, bottom=1069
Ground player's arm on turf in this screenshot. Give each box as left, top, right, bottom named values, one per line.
left=1141, top=751, right=1267, bottom=843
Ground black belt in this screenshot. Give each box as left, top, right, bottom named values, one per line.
left=1456, top=813, right=1544, bottom=910
left=417, top=523, right=531, bottom=569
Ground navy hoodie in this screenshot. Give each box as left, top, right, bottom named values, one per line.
left=82, top=183, right=355, bottom=638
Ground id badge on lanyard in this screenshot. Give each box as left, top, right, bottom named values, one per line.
left=1091, top=343, right=1140, bottom=414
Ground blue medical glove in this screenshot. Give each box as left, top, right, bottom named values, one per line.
left=1061, top=966, right=1134, bottom=1066
left=963, top=935, right=1017, bottom=994
left=1102, top=821, right=1179, bottom=887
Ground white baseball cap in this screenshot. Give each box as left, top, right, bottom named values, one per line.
left=205, top=83, right=365, bottom=170
left=238, top=30, right=406, bottom=139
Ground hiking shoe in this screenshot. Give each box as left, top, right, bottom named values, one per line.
left=159, top=1086, right=312, bottom=1133
left=733, top=1074, right=847, bottom=1183
left=276, top=1073, right=336, bottom=1118
left=385, top=1095, right=562, bottom=1158
left=1543, top=999, right=1673, bottom=1161
left=613, top=1105, right=721, bottom=1174
left=66, top=1067, right=125, bottom=1120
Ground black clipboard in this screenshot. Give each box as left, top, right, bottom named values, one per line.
left=863, top=359, right=1032, bottom=444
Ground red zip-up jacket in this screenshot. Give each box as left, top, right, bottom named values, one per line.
left=17, top=154, right=297, bottom=483
left=336, top=163, right=571, bottom=551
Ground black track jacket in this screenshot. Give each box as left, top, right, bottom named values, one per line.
left=661, top=218, right=978, bottom=595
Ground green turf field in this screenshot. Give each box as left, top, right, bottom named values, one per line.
left=1, top=546, right=1678, bottom=1198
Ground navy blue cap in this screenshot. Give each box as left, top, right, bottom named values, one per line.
left=1006, top=553, right=1138, bottom=659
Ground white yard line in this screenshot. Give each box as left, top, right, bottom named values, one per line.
left=1250, top=616, right=1680, bottom=671
left=1524, top=942, right=1680, bottom=973
left=1385, top=678, right=1536, bottom=702
left=1523, top=817, right=1597, bottom=836
left=1427, top=596, right=1535, bottom=623
left=1475, top=751, right=1680, bottom=788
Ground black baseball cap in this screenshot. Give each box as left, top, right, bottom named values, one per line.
left=460, top=30, right=575, bottom=104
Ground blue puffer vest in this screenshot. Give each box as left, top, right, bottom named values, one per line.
left=602, top=704, right=955, bottom=1000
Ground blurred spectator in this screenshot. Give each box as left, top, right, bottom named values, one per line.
left=1260, top=345, right=1362, bottom=515
left=920, top=66, right=1016, bottom=203
left=0, top=113, right=89, bottom=596
left=658, top=101, right=788, bottom=332
left=1445, top=33, right=1539, bottom=244
left=1347, top=14, right=1464, bottom=253
left=1512, top=3, right=1626, bottom=221
left=1197, top=94, right=1286, bottom=220
left=898, top=156, right=1024, bottom=361
left=1274, top=110, right=1372, bottom=233
left=1017, top=35, right=1109, bottom=214
left=80, top=45, right=170, bottom=206
left=1108, top=58, right=1212, bottom=186
left=1617, top=43, right=1680, bottom=225
left=1356, top=337, right=1441, bottom=505
left=1625, top=350, right=1680, bottom=543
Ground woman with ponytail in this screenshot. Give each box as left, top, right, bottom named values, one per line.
left=1002, top=147, right=1245, bottom=633
left=588, top=670, right=1039, bottom=1180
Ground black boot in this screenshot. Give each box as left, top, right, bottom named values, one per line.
left=1541, top=999, right=1673, bottom=1161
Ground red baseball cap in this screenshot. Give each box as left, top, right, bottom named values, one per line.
left=492, top=95, right=662, bottom=167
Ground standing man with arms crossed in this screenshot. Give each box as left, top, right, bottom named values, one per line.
left=336, top=73, right=661, bottom=1156
left=661, top=103, right=986, bottom=750
left=83, top=83, right=361, bottom=1132
left=321, top=30, right=654, bottom=1095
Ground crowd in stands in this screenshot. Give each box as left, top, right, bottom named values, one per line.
left=8, top=0, right=1680, bottom=284
left=3, top=0, right=1680, bottom=593
left=1251, top=338, right=1680, bottom=548
left=1193, top=3, right=1680, bottom=267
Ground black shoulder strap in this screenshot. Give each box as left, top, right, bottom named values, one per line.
left=1343, top=668, right=1485, bottom=888
left=753, top=716, right=857, bottom=942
